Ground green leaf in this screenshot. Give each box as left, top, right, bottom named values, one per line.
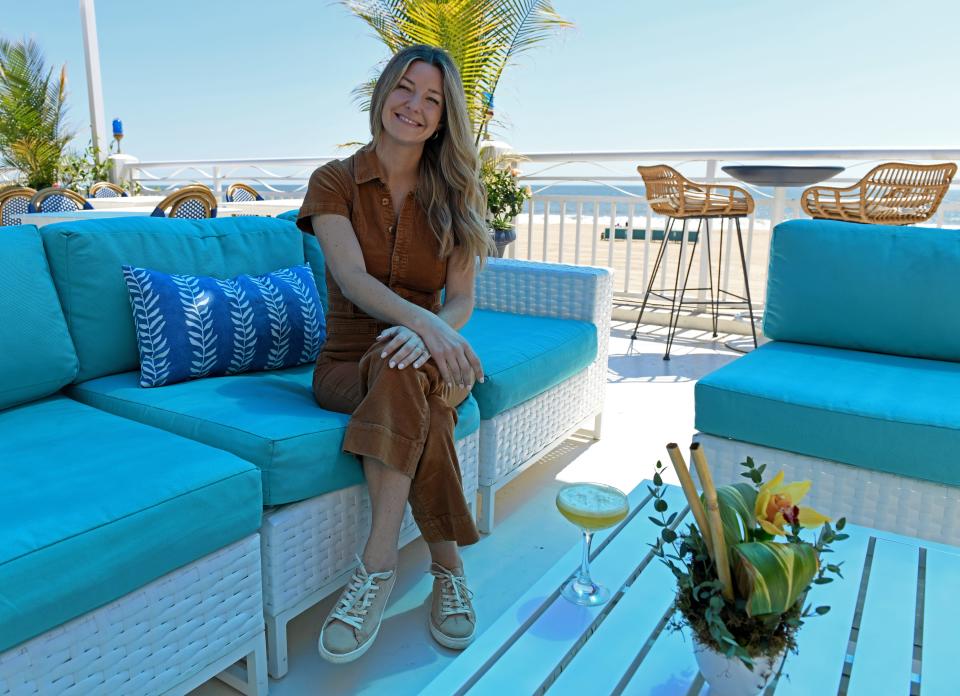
left=654, top=498, right=668, bottom=513
left=661, top=528, right=677, bottom=543
left=709, top=483, right=757, bottom=551
left=653, top=471, right=663, bottom=487
left=732, top=541, right=820, bottom=616
left=815, top=605, right=831, bottom=615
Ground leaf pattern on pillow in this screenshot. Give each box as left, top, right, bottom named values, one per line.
left=172, top=274, right=219, bottom=377
left=216, top=278, right=257, bottom=374
left=250, top=275, right=290, bottom=369
left=275, top=267, right=323, bottom=362
left=123, top=266, right=171, bottom=387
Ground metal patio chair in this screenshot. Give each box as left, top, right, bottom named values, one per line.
left=0, top=187, right=37, bottom=226
left=29, top=187, right=93, bottom=214
left=151, top=185, right=218, bottom=219
left=801, top=162, right=956, bottom=225
left=632, top=164, right=757, bottom=359
left=224, top=182, right=263, bottom=202
left=89, top=181, right=128, bottom=198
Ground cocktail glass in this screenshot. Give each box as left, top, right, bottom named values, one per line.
left=556, top=482, right=629, bottom=606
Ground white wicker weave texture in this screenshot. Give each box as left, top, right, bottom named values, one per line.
left=260, top=432, right=479, bottom=615
left=696, top=434, right=960, bottom=546
left=474, top=259, right=613, bottom=485
left=0, top=534, right=264, bottom=696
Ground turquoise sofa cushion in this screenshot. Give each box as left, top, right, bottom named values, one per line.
left=462, top=309, right=598, bottom=419
left=302, top=232, right=329, bottom=313
left=123, top=263, right=325, bottom=387
left=0, top=225, right=78, bottom=409
left=69, top=365, right=481, bottom=505
left=0, top=395, right=262, bottom=653
left=695, top=342, right=960, bottom=487
left=41, top=216, right=305, bottom=383
left=764, top=219, right=960, bottom=362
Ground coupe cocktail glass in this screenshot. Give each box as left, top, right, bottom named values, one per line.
left=556, top=482, right=629, bottom=606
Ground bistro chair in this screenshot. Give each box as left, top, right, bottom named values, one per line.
left=28, top=187, right=94, bottom=214
left=633, top=164, right=757, bottom=359
left=89, top=181, right=128, bottom=198
left=224, top=182, right=263, bottom=202
left=0, top=186, right=37, bottom=226
left=801, top=162, right=956, bottom=226
left=151, top=184, right=218, bottom=219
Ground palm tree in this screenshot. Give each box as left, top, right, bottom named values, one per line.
left=342, top=1, right=572, bottom=142
left=0, top=38, right=73, bottom=189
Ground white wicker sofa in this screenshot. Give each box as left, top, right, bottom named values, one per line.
left=13, top=213, right=611, bottom=686
left=0, top=224, right=268, bottom=696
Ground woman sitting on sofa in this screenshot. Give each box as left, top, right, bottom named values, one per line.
left=296, top=44, right=493, bottom=664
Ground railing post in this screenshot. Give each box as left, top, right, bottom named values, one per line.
left=212, top=166, right=222, bottom=195
left=705, top=159, right=717, bottom=183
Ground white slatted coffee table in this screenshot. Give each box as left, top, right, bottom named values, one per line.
left=423, top=482, right=960, bottom=695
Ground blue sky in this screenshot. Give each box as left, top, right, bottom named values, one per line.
left=4, top=0, right=959, bottom=162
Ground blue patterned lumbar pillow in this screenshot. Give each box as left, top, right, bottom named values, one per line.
left=122, top=264, right=326, bottom=387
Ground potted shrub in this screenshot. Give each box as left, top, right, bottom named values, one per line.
left=481, top=156, right=529, bottom=257
left=650, top=444, right=846, bottom=695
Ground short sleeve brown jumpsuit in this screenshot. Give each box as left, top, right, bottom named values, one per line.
left=296, top=144, right=480, bottom=546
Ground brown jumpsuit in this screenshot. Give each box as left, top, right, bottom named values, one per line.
left=296, top=144, right=480, bottom=546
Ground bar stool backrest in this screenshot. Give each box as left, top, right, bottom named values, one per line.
left=860, top=162, right=956, bottom=224
left=636, top=165, right=686, bottom=217
left=151, top=185, right=218, bottom=219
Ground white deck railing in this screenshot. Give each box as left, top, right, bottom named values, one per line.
left=112, top=148, right=960, bottom=328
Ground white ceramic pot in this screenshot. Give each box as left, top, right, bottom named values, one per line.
left=692, top=635, right=785, bottom=696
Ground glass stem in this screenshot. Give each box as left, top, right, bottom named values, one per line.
left=578, top=530, right=594, bottom=587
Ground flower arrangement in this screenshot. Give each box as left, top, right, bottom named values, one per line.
left=650, top=443, right=847, bottom=680
left=480, top=157, right=529, bottom=232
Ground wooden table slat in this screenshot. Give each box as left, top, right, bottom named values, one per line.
left=421, top=483, right=672, bottom=696
left=918, top=546, right=960, bottom=695
left=772, top=526, right=872, bottom=695
left=470, top=487, right=688, bottom=693
left=548, top=515, right=690, bottom=694
left=846, top=538, right=919, bottom=695
left=620, top=620, right=701, bottom=696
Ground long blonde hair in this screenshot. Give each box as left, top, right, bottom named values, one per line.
left=369, top=45, right=493, bottom=265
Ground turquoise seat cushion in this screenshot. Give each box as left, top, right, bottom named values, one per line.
left=462, top=309, right=598, bottom=419
left=41, top=216, right=306, bottom=382
left=302, top=232, right=329, bottom=312
left=123, top=263, right=325, bottom=387
left=0, top=395, right=262, bottom=653
left=695, top=341, right=960, bottom=487
left=764, top=219, right=960, bottom=362
left=69, top=365, right=481, bottom=505
left=0, top=225, right=78, bottom=409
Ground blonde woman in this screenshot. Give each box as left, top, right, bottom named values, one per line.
left=296, top=45, right=493, bottom=663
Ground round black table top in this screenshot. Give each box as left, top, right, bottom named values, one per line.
left=721, top=165, right=846, bottom=188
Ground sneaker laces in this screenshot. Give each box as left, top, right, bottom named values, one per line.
left=330, top=555, right=393, bottom=631
left=431, top=565, right=474, bottom=619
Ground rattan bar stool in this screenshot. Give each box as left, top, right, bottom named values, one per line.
left=801, top=161, right=956, bottom=225
left=632, top=164, right=757, bottom=359
left=151, top=184, right=218, bottom=219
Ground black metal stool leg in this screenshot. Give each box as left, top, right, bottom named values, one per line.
left=665, top=218, right=698, bottom=360
left=734, top=216, right=758, bottom=347
left=703, top=217, right=718, bottom=337
left=631, top=216, right=675, bottom=340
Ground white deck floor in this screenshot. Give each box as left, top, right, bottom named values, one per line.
left=192, top=322, right=744, bottom=696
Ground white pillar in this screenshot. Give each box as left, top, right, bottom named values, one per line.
left=79, top=0, right=107, bottom=156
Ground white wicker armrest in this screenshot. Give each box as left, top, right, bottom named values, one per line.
left=474, top=258, right=613, bottom=329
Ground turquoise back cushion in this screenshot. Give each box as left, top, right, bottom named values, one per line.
left=41, top=216, right=305, bottom=382
left=0, top=225, right=78, bottom=409
left=764, top=219, right=960, bottom=361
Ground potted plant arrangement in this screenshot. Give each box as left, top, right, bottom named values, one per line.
left=481, top=156, right=530, bottom=257
left=650, top=443, right=847, bottom=695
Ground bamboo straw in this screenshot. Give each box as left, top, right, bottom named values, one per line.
left=690, top=443, right=734, bottom=602
left=666, top=443, right=712, bottom=555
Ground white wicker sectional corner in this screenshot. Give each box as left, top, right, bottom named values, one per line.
left=471, top=259, right=613, bottom=534
left=0, top=535, right=268, bottom=696
left=259, top=431, right=479, bottom=678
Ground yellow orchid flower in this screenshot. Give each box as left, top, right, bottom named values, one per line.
left=754, top=471, right=830, bottom=536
